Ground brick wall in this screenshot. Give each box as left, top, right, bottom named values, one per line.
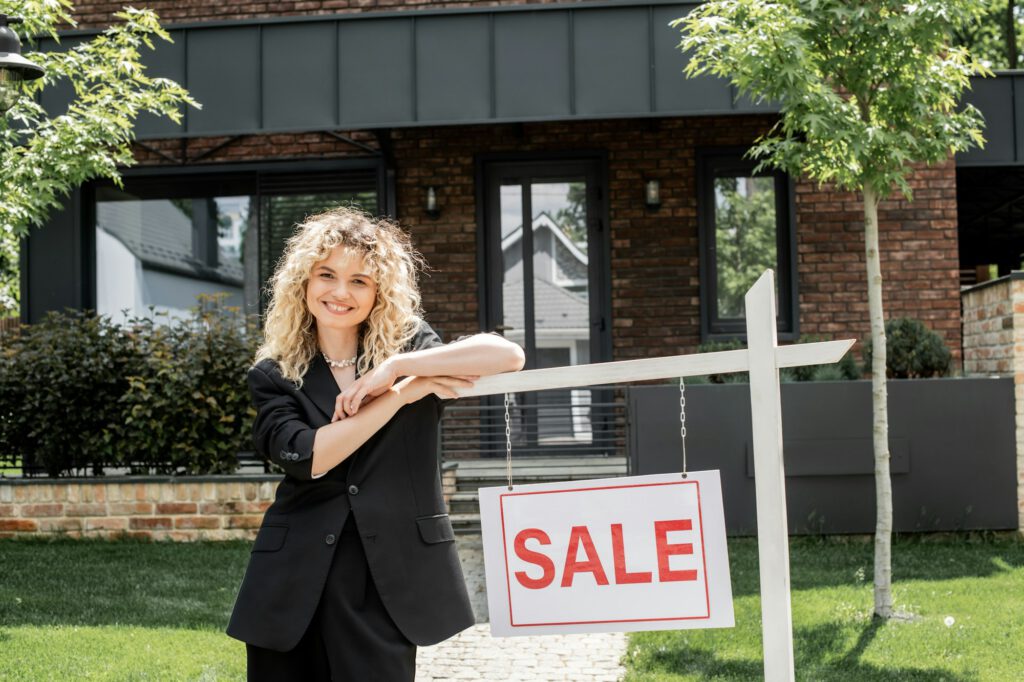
left=796, top=163, right=962, bottom=364
left=962, top=276, right=1019, bottom=376
left=0, top=476, right=279, bottom=540
left=387, top=118, right=962, bottom=361
left=127, top=116, right=963, bottom=363
left=1, top=468, right=461, bottom=540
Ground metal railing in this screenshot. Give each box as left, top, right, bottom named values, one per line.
left=439, top=385, right=628, bottom=459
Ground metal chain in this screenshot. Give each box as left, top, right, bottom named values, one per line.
left=679, top=377, right=688, bottom=478
left=505, top=393, right=513, bottom=490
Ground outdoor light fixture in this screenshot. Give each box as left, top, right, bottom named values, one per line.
left=0, top=15, right=45, bottom=115
left=425, top=186, right=440, bottom=219
left=644, top=179, right=661, bottom=210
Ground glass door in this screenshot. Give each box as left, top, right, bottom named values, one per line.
left=483, top=158, right=611, bottom=456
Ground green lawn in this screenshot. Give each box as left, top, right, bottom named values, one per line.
left=0, top=534, right=1021, bottom=681
left=625, top=534, right=1024, bottom=681
left=0, top=456, right=22, bottom=476
left=0, top=538, right=250, bottom=681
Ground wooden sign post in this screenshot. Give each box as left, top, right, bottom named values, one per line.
left=456, top=270, right=855, bottom=682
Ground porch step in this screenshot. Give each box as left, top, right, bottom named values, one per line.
left=450, top=512, right=482, bottom=534
left=449, top=492, right=482, bottom=515
left=453, top=455, right=627, bottom=487
left=447, top=456, right=628, bottom=533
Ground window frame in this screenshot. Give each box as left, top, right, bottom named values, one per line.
left=696, top=147, right=799, bottom=342
left=85, top=158, right=386, bottom=319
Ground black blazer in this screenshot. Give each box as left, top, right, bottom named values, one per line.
left=226, top=320, right=474, bottom=652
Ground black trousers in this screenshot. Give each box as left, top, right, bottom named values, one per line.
left=245, top=516, right=416, bottom=681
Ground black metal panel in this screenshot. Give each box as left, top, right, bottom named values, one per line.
left=745, top=438, right=910, bottom=477
left=574, top=8, right=650, bottom=115
left=22, top=190, right=86, bottom=323
left=415, top=15, right=491, bottom=123
left=36, top=35, right=87, bottom=119
left=339, top=19, right=415, bottom=126
left=134, top=30, right=187, bottom=139
left=186, top=27, right=260, bottom=134
left=959, top=75, right=1016, bottom=166
left=40, top=4, right=1015, bottom=154
left=263, top=23, right=336, bottom=131
left=1014, top=75, right=1024, bottom=164
left=630, top=379, right=1017, bottom=534
left=494, top=11, right=571, bottom=119
left=651, top=5, right=733, bottom=114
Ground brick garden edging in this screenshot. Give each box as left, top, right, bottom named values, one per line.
left=0, top=475, right=281, bottom=541
left=0, top=463, right=459, bottom=541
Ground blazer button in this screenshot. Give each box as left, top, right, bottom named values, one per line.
left=325, top=533, right=336, bottom=545
left=347, top=484, right=359, bottom=496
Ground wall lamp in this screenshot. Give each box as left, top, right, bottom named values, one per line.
left=644, top=179, right=661, bottom=211
left=0, top=15, right=45, bottom=115
left=425, top=186, right=440, bottom=220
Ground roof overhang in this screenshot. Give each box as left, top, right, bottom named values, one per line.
left=39, top=1, right=1012, bottom=166
left=40, top=1, right=769, bottom=138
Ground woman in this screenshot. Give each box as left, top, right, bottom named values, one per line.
left=226, top=206, right=525, bottom=681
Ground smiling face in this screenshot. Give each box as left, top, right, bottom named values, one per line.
left=304, top=246, right=378, bottom=336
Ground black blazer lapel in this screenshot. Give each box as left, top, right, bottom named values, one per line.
left=299, top=353, right=340, bottom=422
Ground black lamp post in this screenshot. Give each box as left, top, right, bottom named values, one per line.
left=0, top=14, right=45, bottom=114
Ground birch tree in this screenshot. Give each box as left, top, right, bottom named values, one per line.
left=0, top=0, right=198, bottom=314
left=674, top=0, right=989, bottom=618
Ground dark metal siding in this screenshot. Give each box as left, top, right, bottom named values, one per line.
left=629, top=379, right=1018, bottom=534
left=338, top=19, right=415, bottom=125
left=39, top=2, right=1014, bottom=164
left=494, top=11, right=572, bottom=119
left=958, top=74, right=1020, bottom=167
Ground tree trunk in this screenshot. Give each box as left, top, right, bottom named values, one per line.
left=863, top=185, right=893, bottom=619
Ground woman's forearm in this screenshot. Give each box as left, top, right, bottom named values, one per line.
left=310, top=389, right=407, bottom=477
left=389, top=333, right=525, bottom=378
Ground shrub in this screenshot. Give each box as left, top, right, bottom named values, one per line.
left=0, top=294, right=260, bottom=476
left=862, top=318, right=951, bottom=378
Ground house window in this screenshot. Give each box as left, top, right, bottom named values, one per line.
left=698, top=150, right=797, bottom=340
left=91, top=166, right=379, bottom=326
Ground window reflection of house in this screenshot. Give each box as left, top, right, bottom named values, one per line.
left=502, top=211, right=593, bottom=443
left=95, top=190, right=250, bottom=326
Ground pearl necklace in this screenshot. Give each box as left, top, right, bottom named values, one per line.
left=322, top=352, right=358, bottom=369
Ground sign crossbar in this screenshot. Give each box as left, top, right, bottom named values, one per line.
left=456, top=340, right=853, bottom=397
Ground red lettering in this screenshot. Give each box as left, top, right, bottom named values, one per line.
left=654, top=519, right=697, bottom=582
left=513, top=528, right=555, bottom=589
left=611, top=523, right=653, bottom=584
left=561, top=525, right=610, bottom=587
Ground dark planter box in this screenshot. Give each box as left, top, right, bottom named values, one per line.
left=628, top=378, right=1017, bottom=535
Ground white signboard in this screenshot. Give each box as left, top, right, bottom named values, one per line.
left=480, top=470, right=734, bottom=636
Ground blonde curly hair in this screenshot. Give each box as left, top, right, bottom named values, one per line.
left=254, top=205, right=427, bottom=387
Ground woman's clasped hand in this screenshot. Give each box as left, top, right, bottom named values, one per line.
left=331, top=364, right=478, bottom=422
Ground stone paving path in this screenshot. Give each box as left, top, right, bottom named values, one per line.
left=415, top=534, right=628, bottom=681
left=416, top=625, right=627, bottom=681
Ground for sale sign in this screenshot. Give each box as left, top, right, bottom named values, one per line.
left=479, top=470, right=734, bottom=636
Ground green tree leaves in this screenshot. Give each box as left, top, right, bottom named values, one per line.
left=0, top=1, right=199, bottom=314
left=673, top=0, right=990, bottom=199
